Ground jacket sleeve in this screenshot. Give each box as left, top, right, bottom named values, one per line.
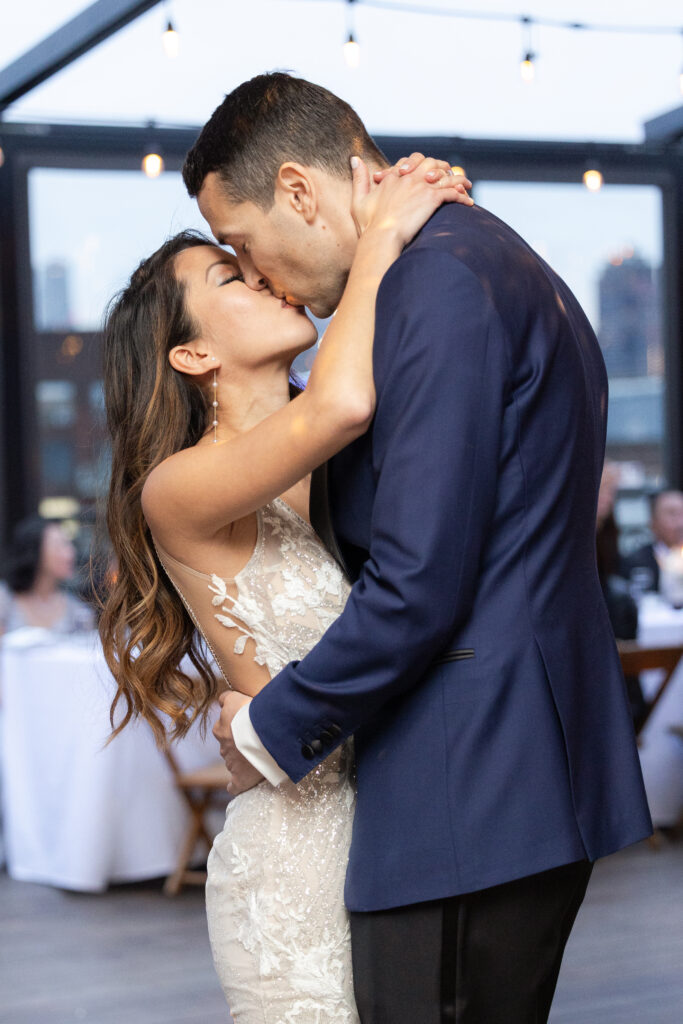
left=249, top=248, right=509, bottom=781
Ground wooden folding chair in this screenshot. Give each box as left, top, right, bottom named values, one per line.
left=162, top=748, right=231, bottom=896
left=617, top=641, right=683, bottom=739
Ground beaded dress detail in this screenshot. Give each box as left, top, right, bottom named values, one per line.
left=155, top=498, right=357, bottom=1024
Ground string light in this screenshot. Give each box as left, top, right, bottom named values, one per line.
left=520, top=53, right=535, bottom=82
left=344, top=33, right=361, bottom=68
left=162, top=19, right=180, bottom=59
left=583, top=168, right=603, bottom=192
left=519, top=16, right=536, bottom=83
left=305, top=2, right=682, bottom=86
left=343, top=0, right=360, bottom=69
left=319, top=1, right=681, bottom=37
left=142, top=152, right=164, bottom=178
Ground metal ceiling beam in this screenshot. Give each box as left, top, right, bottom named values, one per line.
left=0, top=120, right=676, bottom=179
left=0, top=0, right=163, bottom=114
left=644, top=105, right=683, bottom=144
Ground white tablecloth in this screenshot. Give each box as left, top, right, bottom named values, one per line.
left=0, top=629, right=227, bottom=891
left=636, top=595, right=683, bottom=826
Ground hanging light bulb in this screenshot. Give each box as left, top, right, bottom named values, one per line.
left=343, top=32, right=361, bottom=69
left=162, top=19, right=180, bottom=59
left=142, top=152, right=164, bottom=178
left=343, top=0, right=360, bottom=69
left=519, top=16, right=536, bottom=83
left=583, top=168, right=603, bottom=192
left=520, top=52, right=535, bottom=83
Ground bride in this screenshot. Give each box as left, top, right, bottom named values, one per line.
left=99, top=156, right=471, bottom=1022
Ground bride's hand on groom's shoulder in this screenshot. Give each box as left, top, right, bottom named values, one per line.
left=350, top=152, right=474, bottom=248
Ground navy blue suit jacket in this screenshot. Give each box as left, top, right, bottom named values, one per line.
left=249, top=203, right=652, bottom=912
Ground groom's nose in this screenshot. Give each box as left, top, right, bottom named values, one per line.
left=240, top=259, right=269, bottom=292
left=245, top=271, right=269, bottom=291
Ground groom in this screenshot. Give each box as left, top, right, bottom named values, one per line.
left=183, top=73, right=652, bottom=1022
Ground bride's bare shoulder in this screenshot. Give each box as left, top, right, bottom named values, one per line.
left=141, top=443, right=229, bottom=532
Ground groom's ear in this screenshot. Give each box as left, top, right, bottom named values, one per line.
left=276, top=163, right=317, bottom=224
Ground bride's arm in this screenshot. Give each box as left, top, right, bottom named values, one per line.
left=143, top=158, right=472, bottom=535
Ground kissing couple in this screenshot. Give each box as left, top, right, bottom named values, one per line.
left=100, top=72, right=651, bottom=1023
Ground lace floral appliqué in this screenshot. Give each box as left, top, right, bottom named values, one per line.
left=203, top=498, right=358, bottom=1023
left=209, top=500, right=349, bottom=677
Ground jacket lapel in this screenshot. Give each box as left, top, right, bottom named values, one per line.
left=309, top=462, right=350, bottom=579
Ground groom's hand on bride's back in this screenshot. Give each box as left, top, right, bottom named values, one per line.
left=214, top=690, right=265, bottom=796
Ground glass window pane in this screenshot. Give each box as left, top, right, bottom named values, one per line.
left=27, top=167, right=208, bottom=509
left=0, top=1, right=90, bottom=67
left=36, top=379, right=77, bottom=429
left=26, top=165, right=321, bottom=510
left=28, top=167, right=208, bottom=331
left=5, top=2, right=678, bottom=144
left=474, top=181, right=665, bottom=488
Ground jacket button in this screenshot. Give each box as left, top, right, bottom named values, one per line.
left=311, top=739, right=323, bottom=754
left=301, top=744, right=315, bottom=759
left=320, top=730, right=333, bottom=745
left=328, top=724, right=342, bottom=737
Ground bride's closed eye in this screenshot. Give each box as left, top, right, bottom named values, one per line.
left=218, top=273, right=244, bottom=286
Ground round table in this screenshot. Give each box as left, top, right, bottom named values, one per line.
left=636, top=595, right=683, bottom=826
left=0, top=628, right=227, bottom=891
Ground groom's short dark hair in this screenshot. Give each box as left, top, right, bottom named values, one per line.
left=182, top=72, right=388, bottom=209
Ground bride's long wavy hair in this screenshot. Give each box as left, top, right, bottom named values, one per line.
left=99, top=230, right=226, bottom=748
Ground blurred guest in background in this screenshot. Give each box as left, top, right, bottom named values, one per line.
left=623, top=490, right=683, bottom=595
left=596, top=464, right=646, bottom=730
left=0, top=516, right=95, bottom=637
left=596, top=464, right=622, bottom=577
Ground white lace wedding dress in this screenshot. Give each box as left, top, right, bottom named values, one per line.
left=155, top=498, right=358, bottom=1024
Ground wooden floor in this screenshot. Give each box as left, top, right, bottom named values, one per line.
left=1, top=837, right=682, bottom=1024
left=551, top=835, right=683, bottom=1023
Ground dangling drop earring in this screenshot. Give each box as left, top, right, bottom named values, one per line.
left=212, top=368, right=219, bottom=443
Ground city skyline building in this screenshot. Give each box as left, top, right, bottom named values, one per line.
left=597, top=250, right=661, bottom=378
left=33, top=259, right=72, bottom=330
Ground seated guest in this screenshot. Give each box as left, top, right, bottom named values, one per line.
left=596, top=464, right=646, bottom=730
left=597, top=464, right=637, bottom=636
left=0, top=516, right=95, bottom=637
left=623, top=490, right=683, bottom=594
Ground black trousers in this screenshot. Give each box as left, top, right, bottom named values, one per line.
left=349, top=859, right=593, bottom=1024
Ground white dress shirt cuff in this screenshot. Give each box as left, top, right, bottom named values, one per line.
left=232, top=704, right=289, bottom=787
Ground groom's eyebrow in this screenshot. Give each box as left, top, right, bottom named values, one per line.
left=215, top=231, right=240, bottom=247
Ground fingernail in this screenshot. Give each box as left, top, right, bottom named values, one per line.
left=350, top=156, right=360, bottom=169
